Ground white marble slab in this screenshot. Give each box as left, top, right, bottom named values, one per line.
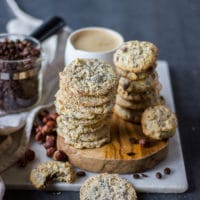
left=1, top=61, right=188, bottom=193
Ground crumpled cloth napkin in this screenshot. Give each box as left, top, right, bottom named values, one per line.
left=0, top=1, right=71, bottom=198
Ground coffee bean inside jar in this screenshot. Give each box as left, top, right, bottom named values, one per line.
left=0, top=34, right=43, bottom=114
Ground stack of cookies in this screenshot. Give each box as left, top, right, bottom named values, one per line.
left=113, top=40, right=165, bottom=123
left=55, top=58, right=118, bottom=149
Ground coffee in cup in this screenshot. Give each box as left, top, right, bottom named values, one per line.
left=65, top=27, right=124, bottom=66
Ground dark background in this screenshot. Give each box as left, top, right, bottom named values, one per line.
left=1, top=0, right=200, bottom=199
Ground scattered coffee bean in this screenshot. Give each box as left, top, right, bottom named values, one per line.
left=126, top=152, right=135, bottom=156
left=141, top=173, right=148, bottom=178
left=17, top=157, right=27, bottom=168
left=76, top=171, right=86, bottom=177
left=133, top=174, right=140, bottom=179
left=156, top=172, right=162, bottom=179
left=129, top=138, right=137, bottom=144
left=46, top=147, right=56, bottom=157
left=25, top=149, right=35, bottom=161
left=53, top=150, right=68, bottom=162
left=164, top=167, right=171, bottom=175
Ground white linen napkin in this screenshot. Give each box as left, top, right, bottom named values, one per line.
left=0, top=1, right=71, bottom=198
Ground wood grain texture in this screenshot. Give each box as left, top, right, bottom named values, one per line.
left=57, top=114, right=168, bottom=173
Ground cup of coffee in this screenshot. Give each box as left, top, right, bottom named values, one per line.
left=65, top=27, right=124, bottom=66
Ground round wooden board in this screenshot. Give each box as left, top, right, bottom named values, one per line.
left=57, top=114, right=168, bottom=174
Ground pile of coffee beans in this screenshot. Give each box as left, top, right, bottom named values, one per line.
left=0, top=38, right=41, bottom=112
left=32, top=109, right=68, bottom=162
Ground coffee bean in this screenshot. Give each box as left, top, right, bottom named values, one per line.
left=0, top=38, right=41, bottom=112
left=76, top=171, right=86, bottom=177
left=164, top=167, right=171, bottom=175
left=156, top=172, right=162, bottom=179
left=25, top=149, right=35, bottom=161
left=17, top=157, right=27, bottom=168
left=141, top=173, right=148, bottom=178
left=126, top=152, right=135, bottom=156
left=133, top=174, right=140, bottom=179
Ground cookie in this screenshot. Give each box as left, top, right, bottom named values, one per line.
left=61, top=58, right=118, bottom=96
left=141, top=105, right=177, bottom=140
left=116, top=95, right=165, bottom=110
left=117, top=83, right=161, bottom=102
left=58, top=125, right=110, bottom=149
left=116, top=66, right=156, bottom=81
left=55, top=100, right=106, bottom=120
left=113, top=40, right=158, bottom=73
left=57, top=114, right=109, bottom=128
left=57, top=116, right=108, bottom=134
left=55, top=90, right=115, bottom=115
left=80, top=173, right=137, bottom=200
left=142, top=105, right=177, bottom=140
left=118, top=71, right=158, bottom=93
left=30, top=161, right=75, bottom=189
left=114, top=104, right=143, bottom=123
left=57, top=125, right=110, bottom=143
left=58, top=85, right=115, bottom=107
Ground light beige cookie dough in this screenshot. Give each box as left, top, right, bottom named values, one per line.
left=30, top=161, right=75, bottom=189
left=80, top=173, right=137, bottom=200
left=61, top=58, right=118, bottom=96
left=113, top=40, right=158, bottom=73
left=118, top=71, right=158, bottom=93
left=141, top=105, right=177, bottom=140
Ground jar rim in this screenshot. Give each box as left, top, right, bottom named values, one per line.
left=0, top=33, right=41, bottom=63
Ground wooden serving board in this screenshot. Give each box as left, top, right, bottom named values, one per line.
left=57, top=114, right=168, bottom=173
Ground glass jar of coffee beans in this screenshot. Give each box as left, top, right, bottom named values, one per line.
left=0, top=34, right=43, bottom=115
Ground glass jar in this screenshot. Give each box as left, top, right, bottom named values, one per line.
left=0, top=34, right=43, bottom=115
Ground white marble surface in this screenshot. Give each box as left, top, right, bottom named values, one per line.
left=1, top=61, right=188, bottom=193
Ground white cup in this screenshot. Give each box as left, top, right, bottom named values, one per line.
left=65, top=27, right=124, bottom=67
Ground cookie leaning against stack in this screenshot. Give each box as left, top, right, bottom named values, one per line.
left=113, top=40, right=165, bottom=123
left=55, top=58, right=118, bottom=149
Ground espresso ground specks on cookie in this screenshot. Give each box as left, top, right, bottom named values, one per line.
left=113, top=40, right=158, bottom=73
left=80, top=173, right=137, bottom=200
left=61, top=58, right=118, bottom=96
